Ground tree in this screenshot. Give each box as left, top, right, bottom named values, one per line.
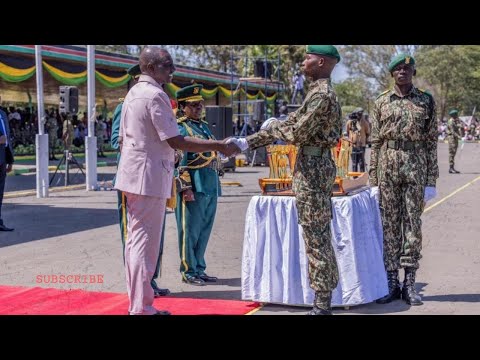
left=333, top=78, right=375, bottom=114
left=415, top=45, right=480, bottom=121
left=338, top=45, right=421, bottom=93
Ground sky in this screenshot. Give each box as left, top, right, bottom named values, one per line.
left=332, top=62, right=349, bottom=83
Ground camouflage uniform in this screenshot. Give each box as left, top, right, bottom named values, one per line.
left=247, top=78, right=342, bottom=306
left=62, top=115, right=74, bottom=151
left=46, top=115, right=58, bottom=158
left=369, top=86, right=438, bottom=272
left=446, top=117, right=463, bottom=167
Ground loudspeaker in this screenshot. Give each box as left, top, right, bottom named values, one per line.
left=59, top=86, right=79, bottom=114
left=254, top=60, right=273, bottom=79
left=205, top=106, right=235, bottom=170
left=205, top=106, right=233, bottom=140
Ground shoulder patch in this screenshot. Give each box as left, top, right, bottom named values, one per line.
left=177, top=116, right=188, bottom=124
left=376, top=89, right=390, bottom=99
left=418, top=88, right=433, bottom=97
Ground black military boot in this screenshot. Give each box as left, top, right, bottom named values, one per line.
left=449, top=166, right=460, bottom=174
left=306, top=291, right=332, bottom=315
left=376, top=270, right=401, bottom=304
left=402, top=268, right=423, bottom=306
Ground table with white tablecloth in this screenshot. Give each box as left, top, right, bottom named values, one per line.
left=241, top=187, right=388, bottom=307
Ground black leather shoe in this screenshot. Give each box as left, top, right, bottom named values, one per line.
left=182, top=276, right=206, bottom=286
left=0, top=224, right=14, bottom=232
left=306, top=305, right=332, bottom=315
left=154, top=310, right=171, bottom=315
left=376, top=270, right=402, bottom=304
left=198, top=273, right=218, bottom=282
left=153, top=288, right=171, bottom=297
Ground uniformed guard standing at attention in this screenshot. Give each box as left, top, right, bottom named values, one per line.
left=369, top=53, right=439, bottom=306
left=46, top=108, right=58, bottom=160
left=174, top=84, right=221, bottom=286
left=446, top=109, right=463, bottom=174
left=228, top=45, right=343, bottom=315
left=111, top=63, right=170, bottom=297
left=62, top=112, right=74, bottom=152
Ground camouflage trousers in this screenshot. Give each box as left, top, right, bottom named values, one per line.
left=448, top=138, right=458, bottom=167
left=379, top=181, right=425, bottom=271
left=296, top=191, right=339, bottom=293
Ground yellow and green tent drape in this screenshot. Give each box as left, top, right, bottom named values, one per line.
left=165, top=83, right=277, bottom=104
left=0, top=62, right=36, bottom=82
left=1, top=60, right=278, bottom=101
left=0, top=60, right=131, bottom=88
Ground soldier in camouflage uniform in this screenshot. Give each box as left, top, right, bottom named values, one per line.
left=232, top=45, right=343, bottom=315
left=46, top=108, right=58, bottom=160
left=370, top=54, right=439, bottom=306
left=62, top=113, right=74, bottom=152
left=446, top=109, right=462, bottom=174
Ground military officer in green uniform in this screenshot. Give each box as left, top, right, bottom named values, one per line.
left=174, top=84, right=221, bottom=286
left=229, top=45, right=343, bottom=314
left=446, top=109, right=463, bottom=173
left=370, top=54, right=439, bottom=306
left=111, top=63, right=170, bottom=297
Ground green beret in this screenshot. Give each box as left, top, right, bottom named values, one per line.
left=388, top=53, right=415, bottom=72
left=305, top=45, right=341, bottom=63
left=127, top=64, right=141, bottom=77
left=176, top=84, right=204, bottom=102
left=449, top=109, right=459, bottom=116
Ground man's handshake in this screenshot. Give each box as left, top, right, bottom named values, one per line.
left=224, top=137, right=249, bottom=153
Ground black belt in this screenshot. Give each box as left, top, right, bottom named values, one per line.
left=386, top=140, right=424, bottom=150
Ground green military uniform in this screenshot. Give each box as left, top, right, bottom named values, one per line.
left=174, top=84, right=222, bottom=285
left=111, top=63, right=168, bottom=296
left=62, top=115, right=74, bottom=150
left=246, top=45, right=342, bottom=312
left=46, top=112, right=58, bottom=160
left=96, top=118, right=106, bottom=157
left=446, top=109, right=463, bottom=173
left=369, top=54, right=438, bottom=305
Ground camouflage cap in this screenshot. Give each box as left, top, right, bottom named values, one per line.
left=449, top=109, right=459, bottom=116
left=305, top=45, right=341, bottom=63
left=388, top=53, right=415, bottom=72
left=127, top=64, right=141, bottom=77
left=176, top=84, right=204, bottom=102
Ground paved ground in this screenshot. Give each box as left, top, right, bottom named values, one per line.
left=1, top=142, right=479, bottom=314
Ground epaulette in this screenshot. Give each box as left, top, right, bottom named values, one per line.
left=376, top=89, right=391, bottom=99
left=418, top=88, right=433, bottom=97
left=177, top=116, right=188, bottom=124
left=118, top=98, right=124, bottom=102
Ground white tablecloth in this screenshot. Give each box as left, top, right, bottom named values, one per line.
left=241, top=187, right=388, bottom=307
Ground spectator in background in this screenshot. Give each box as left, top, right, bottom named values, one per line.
left=291, top=71, right=306, bottom=104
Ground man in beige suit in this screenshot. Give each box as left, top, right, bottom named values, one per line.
left=114, top=47, right=239, bottom=315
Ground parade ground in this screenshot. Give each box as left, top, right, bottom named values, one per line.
left=0, top=142, right=479, bottom=315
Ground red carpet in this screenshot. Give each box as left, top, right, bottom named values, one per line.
left=0, top=285, right=261, bottom=315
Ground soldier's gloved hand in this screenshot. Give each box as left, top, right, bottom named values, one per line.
left=226, top=137, right=249, bottom=152
left=260, top=117, right=279, bottom=130
left=424, top=186, right=437, bottom=202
